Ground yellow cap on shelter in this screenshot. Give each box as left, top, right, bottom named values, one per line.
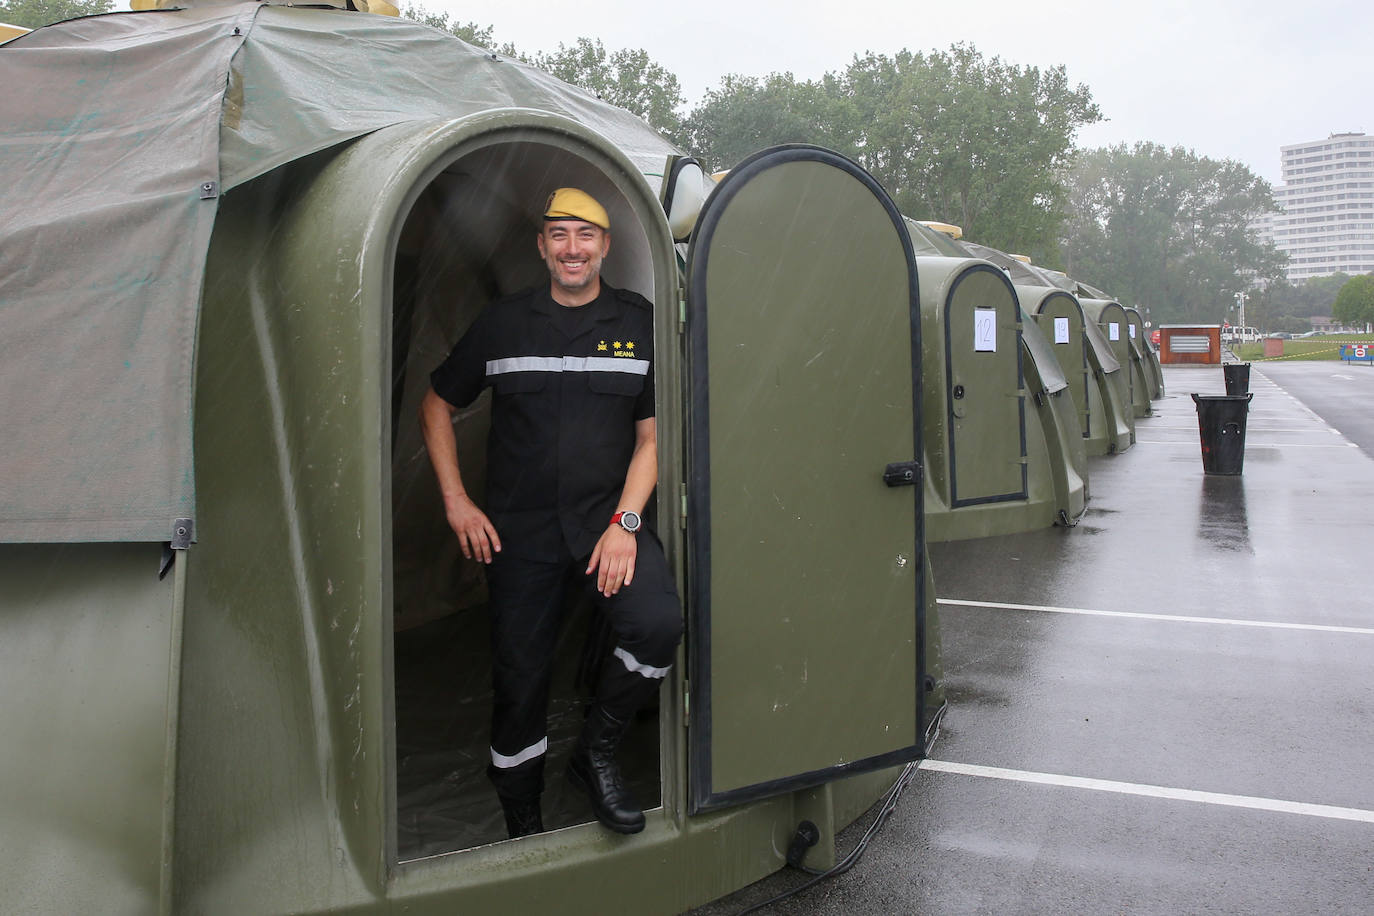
left=544, top=188, right=610, bottom=230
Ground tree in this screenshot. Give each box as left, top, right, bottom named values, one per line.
left=1332, top=274, right=1374, bottom=328
left=683, top=44, right=1099, bottom=261
left=1262, top=273, right=1350, bottom=320
left=534, top=38, right=686, bottom=144
left=0, top=0, right=111, bottom=28
left=1060, top=142, right=1286, bottom=324
left=398, top=4, right=518, bottom=57
left=840, top=45, right=1101, bottom=261
left=682, top=72, right=850, bottom=171
left=396, top=13, right=685, bottom=142
left=1268, top=314, right=1312, bottom=334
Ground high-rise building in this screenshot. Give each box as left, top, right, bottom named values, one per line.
left=1258, top=132, right=1374, bottom=282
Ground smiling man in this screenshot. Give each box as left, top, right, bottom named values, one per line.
left=419, top=188, right=682, bottom=839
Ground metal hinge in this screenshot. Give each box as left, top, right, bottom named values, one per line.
left=682, top=681, right=690, bottom=722
left=680, top=483, right=688, bottom=528
left=678, top=291, right=687, bottom=333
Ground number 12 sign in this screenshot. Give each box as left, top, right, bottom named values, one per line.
left=974, top=309, right=997, bottom=352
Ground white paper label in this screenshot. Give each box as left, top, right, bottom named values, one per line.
left=1129, top=324, right=1137, bottom=339
left=1054, top=316, right=1069, bottom=344
left=974, top=309, right=997, bottom=352
left=1109, top=322, right=1120, bottom=341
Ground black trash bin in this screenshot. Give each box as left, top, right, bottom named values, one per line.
left=1223, top=362, right=1251, bottom=395
left=1191, top=392, right=1253, bottom=475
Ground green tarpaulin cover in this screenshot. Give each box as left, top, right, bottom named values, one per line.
left=0, top=1, right=679, bottom=542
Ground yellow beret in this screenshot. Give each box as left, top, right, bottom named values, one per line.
left=544, top=188, right=610, bottom=230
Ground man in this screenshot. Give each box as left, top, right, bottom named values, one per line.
left=419, top=188, right=682, bottom=839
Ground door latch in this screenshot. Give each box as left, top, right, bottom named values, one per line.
left=883, top=461, right=921, bottom=487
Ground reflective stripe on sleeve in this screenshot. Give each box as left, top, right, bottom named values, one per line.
left=490, top=737, right=548, bottom=769
left=486, top=356, right=649, bottom=377
left=614, top=647, right=671, bottom=679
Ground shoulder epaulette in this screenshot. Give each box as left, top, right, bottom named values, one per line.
left=611, top=286, right=653, bottom=311
left=492, top=286, right=539, bottom=308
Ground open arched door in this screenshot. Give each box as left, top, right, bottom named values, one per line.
left=684, top=146, right=927, bottom=812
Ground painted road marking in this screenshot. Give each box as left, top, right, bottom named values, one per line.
left=919, top=760, right=1374, bottom=825
left=1260, top=376, right=1333, bottom=424
left=938, top=598, right=1374, bottom=636
left=1134, top=439, right=1359, bottom=448
left=1137, top=425, right=1335, bottom=432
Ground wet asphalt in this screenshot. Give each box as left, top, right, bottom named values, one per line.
left=690, top=362, right=1374, bottom=915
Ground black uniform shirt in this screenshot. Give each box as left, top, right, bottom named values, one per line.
left=431, top=284, right=655, bottom=561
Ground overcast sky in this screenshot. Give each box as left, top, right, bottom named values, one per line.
left=416, top=0, right=1370, bottom=186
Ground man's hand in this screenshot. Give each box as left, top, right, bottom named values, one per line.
left=587, top=525, right=637, bottom=596
left=445, top=492, right=501, bottom=564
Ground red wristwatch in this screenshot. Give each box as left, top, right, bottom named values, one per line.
left=611, top=510, right=642, bottom=533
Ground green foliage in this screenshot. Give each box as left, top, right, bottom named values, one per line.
left=398, top=4, right=519, bottom=57
left=534, top=38, right=686, bottom=144
left=682, top=72, right=849, bottom=170
left=397, top=13, right=683, bottom=141
left=1269, top=315, right=1312, bottom=334
left=0, top=0, right=111, bottom=28
left=684, top=45, right=1100, bottom=261
left=1332, top=274, right=1374, bottom=327
left=1253, top=274, right=1348, bottom=323
left=842, top=45, right=1100, bottom=261
left=1060, top=142, right=1286, bottom=324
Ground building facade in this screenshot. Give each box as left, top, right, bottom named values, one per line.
left=1259, top=132, right=1374, bottom=282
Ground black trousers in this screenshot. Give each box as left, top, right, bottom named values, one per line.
left=483, top=531, right=682, bottom=802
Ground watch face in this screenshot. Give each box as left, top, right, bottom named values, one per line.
left=619, top=510, right=641, bottom=532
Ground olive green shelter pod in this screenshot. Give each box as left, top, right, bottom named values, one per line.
left=907, top=251, right=1053, bottom=541
left=1124, top=306, right=1166, bottom=399
left=1082, top=314, right=1135, bottom=454
left=904, top=224, right=1087, bottom=536
left=1018, top=305, right=1088, bottom=524
left=917, top=234, right=1085, bottom=523
left=1, top=7, right=944, bottom=911
left=1018, top=285, right=1110, bottom=453
left=1080, top=299, right=1139, bottom=447
left=953, top=241, right=1099, bottom=463
left=0, top=542, right=186, bottom=914
left=1084, top=298, right=1150, bottom=418
left=1124, top=308, right=1163, bottom=404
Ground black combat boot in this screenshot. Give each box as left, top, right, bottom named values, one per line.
left=566, top=706, right=645, bottom=834
left=499, top=796, right=544, bottom=839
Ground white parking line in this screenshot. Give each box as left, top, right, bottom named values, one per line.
left=937, top=598, right=1374, bottom=635
left=1138, top=428, right=1339, bottom=436
left=1133, top=439, right=1358, bottom=448
left=1260, top=376, right=1328, bottom=423
left=919, top=759, right=1374, bottom=824
left=1139, top=425, right=1333, bottom=432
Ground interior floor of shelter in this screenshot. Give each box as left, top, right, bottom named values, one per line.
left=393, top=601, right=661, bottom=859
